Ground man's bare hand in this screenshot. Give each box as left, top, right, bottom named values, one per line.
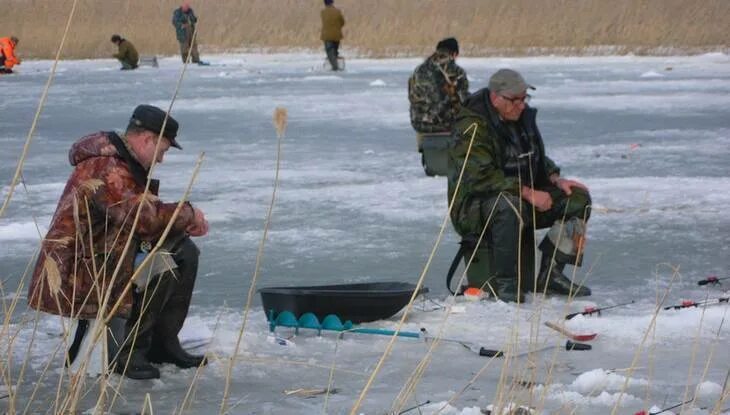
left=522, top=187, right=553, bottom=212
left=555, top=178, right=588, bottom=196
left=186, top=207, right=208, bottom=237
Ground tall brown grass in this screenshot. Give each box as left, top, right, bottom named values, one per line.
left=2, top=0, right=728, bottom=59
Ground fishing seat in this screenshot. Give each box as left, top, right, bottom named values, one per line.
left=417, top=132, right=451, bottom=177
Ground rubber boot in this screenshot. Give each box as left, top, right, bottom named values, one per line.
left=491, top=276, right=525, bottom=303
left=536, top=255, right=591, bottom=297
left=113, top=291, right=161, bottom=380
left=146, top=238, right=206, bottom=368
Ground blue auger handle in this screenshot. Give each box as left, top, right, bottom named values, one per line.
left=349, top=328, right=421, bottom=338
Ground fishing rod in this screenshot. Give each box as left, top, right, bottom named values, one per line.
left=564, top=300, right=635, bottom=320
left=634, top=398, right=695, bottom=415
left=663, top=297, right=729, bottom=310
left=697, top=275, right=730, bottom=286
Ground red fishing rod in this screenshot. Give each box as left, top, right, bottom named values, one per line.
left=697, top=275, right=730, bottom=286
left=664, top=297, right=729, bottom=310
left=564, top=300, right=635, bottom=320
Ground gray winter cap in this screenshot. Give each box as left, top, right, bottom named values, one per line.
left=488, top=69, right=535, bottom=95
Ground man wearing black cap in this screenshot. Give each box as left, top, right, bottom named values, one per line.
left=447, top=69, right=592, bottom=302
left=28, top=104, right=209, bottom=380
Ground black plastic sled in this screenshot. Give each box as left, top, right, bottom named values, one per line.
left=259, top=282, right=428, bottom=324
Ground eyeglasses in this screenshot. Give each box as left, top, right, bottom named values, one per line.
left=500, top=94, right=531, bottom=104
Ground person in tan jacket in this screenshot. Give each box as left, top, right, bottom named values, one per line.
left=320, top=0, right=345, bottom=71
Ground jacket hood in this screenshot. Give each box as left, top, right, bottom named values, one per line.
left=69, top=132, right=120, bottom=166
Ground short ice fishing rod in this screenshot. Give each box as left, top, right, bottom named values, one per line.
left=664, top=297, right=729, bottom=310
left=697, top=275, right=730, bottom=286
left=564, top=300, right=635, bottom=320
left=418, top=328, right=591, bottom=357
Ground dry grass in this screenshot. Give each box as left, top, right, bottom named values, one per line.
left=1, top=0, right=728, bottom=59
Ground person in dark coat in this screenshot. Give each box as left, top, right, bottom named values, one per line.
left=111, top=34, right=139, bottom=70
left=28, top=105, right=209, bottom=379
left=172, top=1, right=207, bottom=65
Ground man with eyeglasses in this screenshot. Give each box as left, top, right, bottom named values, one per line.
left=447, top=68, right=592, bottom=302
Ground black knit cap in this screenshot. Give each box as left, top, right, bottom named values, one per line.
left=130, top=105, right=182, bottom=149
left=436, top=37, right=459, bottom=55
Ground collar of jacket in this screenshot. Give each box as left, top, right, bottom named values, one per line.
left=107, top=131, right=159, bottom=194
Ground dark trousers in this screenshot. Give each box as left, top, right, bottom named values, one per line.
left=466, top=186, right=591, bottom=281
left=0, top=55, right=10, bottom=73
left=117, top=59, right=138, bottom=70
left=179, top=37, right=200, bottom=63
left=121, top=237, right=199, bottom=358
left=324, top=40, right=340, bottom=71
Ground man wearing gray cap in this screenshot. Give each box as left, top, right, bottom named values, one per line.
left=447, top=69, right=592, bottom=302
left=28, top=105, right=209, bottom=379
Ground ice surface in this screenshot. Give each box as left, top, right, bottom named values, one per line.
left=1, top=53, right=729, bottom=414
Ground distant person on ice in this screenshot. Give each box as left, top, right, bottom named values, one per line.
left=111, top=34, right=139, bottom=70
left=172, top=1, right=208, bottom=65
left=448, top=69, right=592, bottom=302
left=408, top=37, right=469, bottom=149
left=320, top=0, right=345, bottom=71
left=28, top=105, right=210, bottom=380
left=0, top=36, right=21, bottom=74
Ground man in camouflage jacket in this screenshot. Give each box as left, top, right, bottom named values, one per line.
left=448, top=69, right=592, bottom=302
left=408, top=38, right=469, bottom=138
left=29, top=105, right=209, bottom=379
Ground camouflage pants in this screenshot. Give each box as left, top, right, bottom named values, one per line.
left=453, top=186, right=591, bottom=282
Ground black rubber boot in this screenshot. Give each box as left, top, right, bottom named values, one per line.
left=492, top=276, right=525, bottom=303
left=148, top=337, right=206, bottom=368
left=147, top=238, right=206, bottom=369
left=113, top=291, right=162, bottom=380
left=536, top=255, right=591, bottom=297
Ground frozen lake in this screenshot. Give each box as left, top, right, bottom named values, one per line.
left=1, top=53, right=729, bottom=414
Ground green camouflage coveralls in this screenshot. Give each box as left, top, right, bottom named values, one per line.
left=448, top=88, right=591, bottom=290
left=408, top=51, right=469, bottom=133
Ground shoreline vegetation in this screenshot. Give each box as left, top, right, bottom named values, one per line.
left=2, top=0, right=728, bottom=59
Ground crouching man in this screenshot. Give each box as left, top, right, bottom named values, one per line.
left=28, top=105, right=209, bottom=379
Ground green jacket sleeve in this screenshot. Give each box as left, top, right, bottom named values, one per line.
left=452, top=120, right=522, bottom=197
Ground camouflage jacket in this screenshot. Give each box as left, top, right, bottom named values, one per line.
left=408, top=51, right=469, bottom=133
left=447, top=88, right=560, bottom=236
left=172, top=7, right=198, bottom=42
left=28, top=131, right=195, bottom=319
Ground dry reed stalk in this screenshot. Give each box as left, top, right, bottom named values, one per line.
left=219, top=107, right=288, bottom=414
left=177, top=306, right=227, bottom=414
left=609, top=264, right=681, bottom=415
left=348, top=122, right=478, bottom=414
left=390, top=192, right=517, bottom=413
left=0, top=0, right=80, bottom=221
left=682, top=295, right=728, bottom=413
left=322, top=332, right=344, bottom=414
left=2, top=0, right=728, bottom=58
